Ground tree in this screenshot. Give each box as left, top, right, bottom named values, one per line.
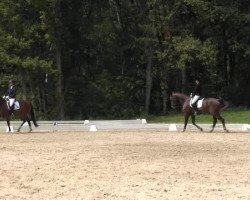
left=0, top=0, right=53, bottom=114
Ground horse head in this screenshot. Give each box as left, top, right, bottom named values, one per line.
left=170, top=93, right=178, bottom=109
left=170, top=92, right=189, bottom=109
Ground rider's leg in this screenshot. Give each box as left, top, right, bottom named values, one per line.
left=9, top=98, right=15, bottom=114
left=191, top=95, right=200, bottom=114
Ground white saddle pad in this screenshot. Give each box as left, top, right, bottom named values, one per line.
left=7, top=101, right=20, bottom=110
left=190, top=98, right=204, bottom=108
left=14, top=101, right=20, bottom=110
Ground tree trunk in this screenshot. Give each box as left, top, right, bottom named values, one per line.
left=181, top=67, right=186, bottom=93
left=109, top=0, right=122, bottom=28
left=55, top=44, right=65, bottom=120
left=222, top=25, right=229, bottom=86
left=161, top=73, right=168, bottom=115
left=145, top=48, right=153, bottom=114
left=49, top=1, right=65, bottom=120
left=19, top=69, right=27, bottom=100
left=37, top=86, right=42, bottom=112
left=229, top=53, right=235, bottom=85
left=223, top=53, right=229, bottom=86
left=29, top=76, right=37, bottom=109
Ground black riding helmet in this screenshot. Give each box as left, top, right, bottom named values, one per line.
left=195, top=76, right=201, bottom=84
left=9, top=80, right=14, bottom=85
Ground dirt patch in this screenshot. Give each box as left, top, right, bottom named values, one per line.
left=0, top=130, right=249, bottom=199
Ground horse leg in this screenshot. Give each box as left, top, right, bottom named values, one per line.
left=217, top=114, right=229, bottom=132
left=210, top=116, right=217, bottom=132
left=191, top=115, right=203, bottom=131
left=27, top=119, right=32, bottom=132
left=182, top=115, right=189, bottom=132
left=7, top=120, right=12, bottom=133
left=17, top=120, right=26, bottom=132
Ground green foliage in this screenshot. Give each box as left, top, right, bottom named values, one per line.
left=0, top=1, right=53, bottom=71
left=170, top=36, right=217, bottom=68
left=0, top=0, right=249, bottom=119
left=95, top=71, right=144, bottom=118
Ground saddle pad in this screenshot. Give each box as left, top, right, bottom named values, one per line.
left=190, top=98, right=204, bottom=108
left=197, top=99, right=204, bottom=108
left=14, top=101, right=20, bottom=110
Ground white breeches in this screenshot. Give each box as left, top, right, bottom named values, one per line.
left=191, top=95, right=200, bottom=104
left=9, top=98, right=15, bottom=107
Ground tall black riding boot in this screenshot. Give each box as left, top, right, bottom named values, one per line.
left=192, top=104, right=198, bottom=115
left=9, top=105, right=14, bottom=115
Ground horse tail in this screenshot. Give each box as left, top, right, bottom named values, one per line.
left=219, top=99, right=229, bottom=112
left=30, top=103, right=39, bottom=127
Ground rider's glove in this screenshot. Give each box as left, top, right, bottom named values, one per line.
left=190, top=93, right=193, bottom=98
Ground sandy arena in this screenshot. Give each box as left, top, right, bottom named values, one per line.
left=0, top=130, right=249, bottom=200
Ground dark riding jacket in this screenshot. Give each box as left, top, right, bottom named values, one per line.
left=192, top=83, right=202, bottom=97
left=6, top=86, right=16, bottom=98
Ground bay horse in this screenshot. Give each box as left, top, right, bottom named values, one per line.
left=170, top=92, right=229, bottom=132
left=0, top=97, right=38, bottom=132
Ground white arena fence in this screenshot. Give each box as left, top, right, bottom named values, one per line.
left=0, top=120, right=249, bottom=133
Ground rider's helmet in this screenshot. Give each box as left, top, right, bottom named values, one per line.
left=195, top=76, right=201, bottom=84
left=9, top=80, right=14, bottom=86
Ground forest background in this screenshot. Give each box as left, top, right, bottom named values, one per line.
left=0, top=0, right=249, bottom=120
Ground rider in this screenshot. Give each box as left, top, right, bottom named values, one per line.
left=190, top=78, right=202, bottom=115
left=4, top=80, right=16, bottom=115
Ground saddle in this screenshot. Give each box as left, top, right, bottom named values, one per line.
left=190, top=97, right=204, bottom=108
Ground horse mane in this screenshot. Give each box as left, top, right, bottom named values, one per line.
left=0, top=96, right=5, bottom=106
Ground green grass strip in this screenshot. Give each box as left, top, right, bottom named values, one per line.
left=145, top=108, right=250, bottom=124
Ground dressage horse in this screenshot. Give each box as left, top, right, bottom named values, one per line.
left=0, top=97, right=38, bottom=132
left=170, top=92, right=229, bottom=132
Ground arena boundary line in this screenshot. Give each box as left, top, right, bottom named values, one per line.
left=0, top=120, right=249, bottom=133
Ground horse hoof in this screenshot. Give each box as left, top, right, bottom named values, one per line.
left=200, top=128, right=203, bottom=132
left=209, top=129, right=214, bottom=133
left=17, top=129, right=20, bottom=132
left=181, top=129, right=185, bottom=132
left=225, top=129, right=229, bottom=133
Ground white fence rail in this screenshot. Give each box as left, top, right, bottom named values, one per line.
left=0, top=120, right=249, bottom=132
